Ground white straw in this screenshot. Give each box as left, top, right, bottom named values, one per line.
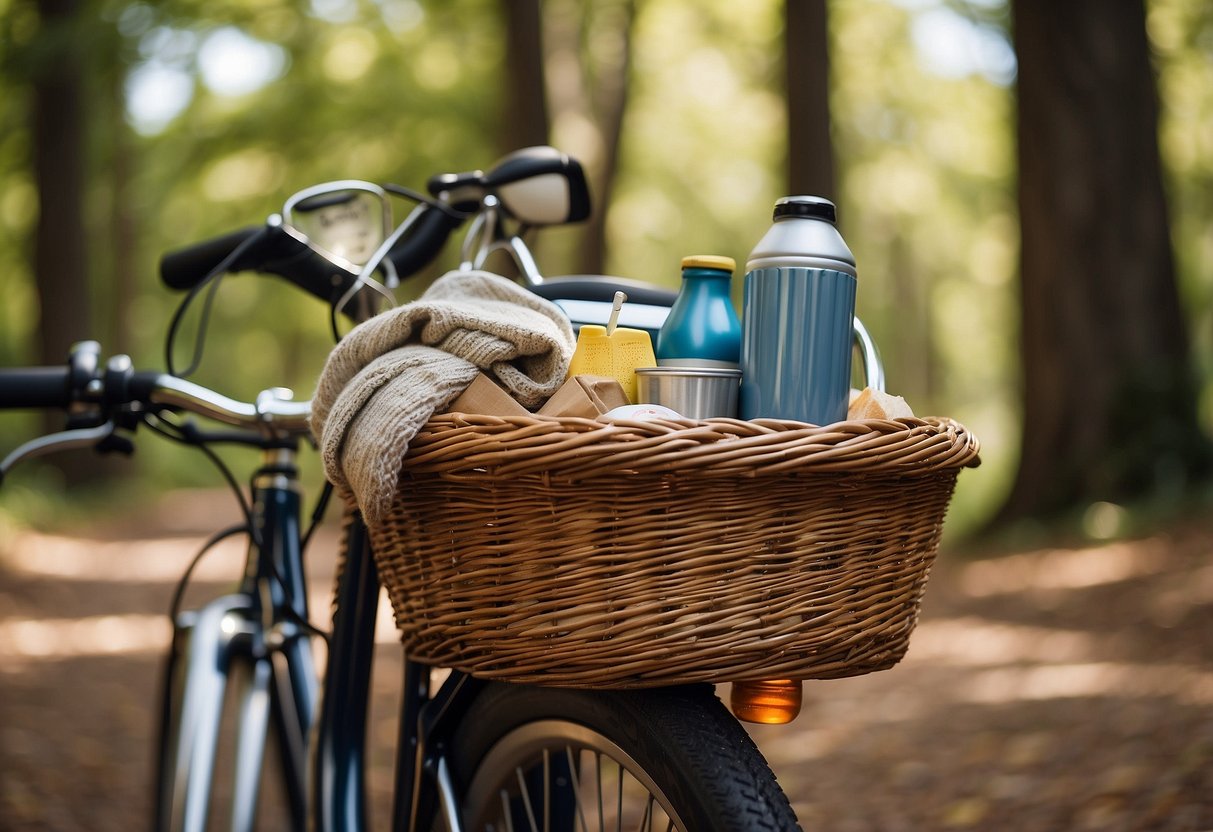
left=606, top=291, right=627, bottom=335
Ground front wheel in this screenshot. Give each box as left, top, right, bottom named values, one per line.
left=445, top=682, right=802, bottom=832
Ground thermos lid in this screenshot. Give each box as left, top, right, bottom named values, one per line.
left=681, top=254, right=736, bottom=273
left=773, top=196, right=837, bottom=223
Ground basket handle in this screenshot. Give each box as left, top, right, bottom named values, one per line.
left=854, top=317, right=885, bottom=393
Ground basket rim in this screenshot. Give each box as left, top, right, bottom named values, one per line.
left=402, top=413, right=981, bottom=478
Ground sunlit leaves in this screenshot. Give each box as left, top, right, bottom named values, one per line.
left=611, top=0, right=783, bottom=283
left=0, top=0, right=1209, bottom=515
left=1149, top=0, right=1213, bottom=413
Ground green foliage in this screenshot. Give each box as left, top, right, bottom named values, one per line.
left=610, top=0, right=785, bottom=285
left=831, top=0, right=1020, bottom=533
left=1151, top=0, right=1213, bottom=430
left=0, top=0, right=1210, bottom=536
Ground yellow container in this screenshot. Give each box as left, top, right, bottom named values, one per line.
left=567, top=325, right=656, bottom=403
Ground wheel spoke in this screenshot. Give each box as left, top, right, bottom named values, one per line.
left=542, top=748, right=551, bottom=832
left=500, top=789, right=516, bottom=832
left=515, top=766, right=540, bottom=832
left=474, top=742, right=688, bottom=832
left=566, top=746, right=591, bottom=832
left=615, top=761, right=624, bottom=832
left=596, top=752, right=605, bottom=832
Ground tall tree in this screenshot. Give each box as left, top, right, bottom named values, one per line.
left=576, top=0, right=635, bottom=277
left=28, top=0, right=96, bottom=490
left=31, top=0, right=91, bottom=371
left=785, top=0, right=835, bottom=199
left=500, top=0, right=551, bottom=154
left=1, top=0, right=101, bottom=484
left=542, top=0, right=637, bottom=277
left=997, top=0, right=1211, bottom=524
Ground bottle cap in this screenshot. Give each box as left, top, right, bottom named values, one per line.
left=680, top=254, right=736, bottom=273
left=773, top=196, right=836, bottom=223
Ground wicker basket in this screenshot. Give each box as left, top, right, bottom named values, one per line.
left=371, top=414, right=980, bottom=688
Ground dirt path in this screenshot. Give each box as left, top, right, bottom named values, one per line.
left=1, top=495, right=1210, bottom=831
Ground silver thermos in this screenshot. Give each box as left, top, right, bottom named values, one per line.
left=739, top=196, right=857, bottom=424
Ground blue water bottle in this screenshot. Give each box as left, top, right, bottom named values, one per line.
left=656, top=255, right=743, bottom=368
left=739, top=197, right=856, bottom=424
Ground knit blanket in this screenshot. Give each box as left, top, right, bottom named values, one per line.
left=310, top=270, right=575, bottom=526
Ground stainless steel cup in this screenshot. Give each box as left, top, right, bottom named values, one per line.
left=635, top=367, right=742, bottom=419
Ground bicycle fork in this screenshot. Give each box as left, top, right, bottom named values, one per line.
left=153, top=452, right=318, bottom=832
left=156, top=594, right=257, bottom=831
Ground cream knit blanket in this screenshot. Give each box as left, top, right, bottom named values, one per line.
left=310, top=270, right=575, bottom=526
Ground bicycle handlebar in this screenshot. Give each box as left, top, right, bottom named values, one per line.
left=159, top=226, right=262, bottom=290
left=159, top=221, right=353, bottom=304
left=159, top=204, right=464, bottom=304
left=159, top=146, right=589, bottom=301
left=0, top=347, right=315, bottom=479
left=4, top=150, right=600, bottom=470
left=0, top=367, right=73, bottom=409
left=0, top=358, right=310, bottom=434
left=150, top=375, right=310, bottom=432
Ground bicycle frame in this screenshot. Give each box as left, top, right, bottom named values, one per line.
left=155, top=444, right=318, bottom=832
left=312, top=512, right=377, bottom=831
left=2, top=152, right=790, bottom=830
left=315, top=510, right=490, bottom=832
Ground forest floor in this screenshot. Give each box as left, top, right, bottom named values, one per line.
left=1, top=491, right=1211, bottom=831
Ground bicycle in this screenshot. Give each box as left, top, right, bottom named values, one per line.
left=0, top=147, right=804, bottom=831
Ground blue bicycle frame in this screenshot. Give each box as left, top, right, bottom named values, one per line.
left=155, top=445, right=318, bottom=832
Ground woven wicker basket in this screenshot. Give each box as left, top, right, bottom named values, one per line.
left=371, top=414, right=980, bottom=689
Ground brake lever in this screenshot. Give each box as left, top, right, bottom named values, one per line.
left=0, top=421, right=117, bottom=486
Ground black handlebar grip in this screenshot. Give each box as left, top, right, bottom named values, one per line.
left=157, top=203, right=467, bottom=311
left=160, top=222, right=352, bottom=305
left=384, top=205, right=465, bottom=276
left=0, top=367, right=72, bottom=409
left=160, top=227, right=263, bottom=290
left=256, top=225, right=357, bottom=303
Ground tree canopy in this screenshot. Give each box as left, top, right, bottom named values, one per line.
left=0, top=0, right=1210, bottom=534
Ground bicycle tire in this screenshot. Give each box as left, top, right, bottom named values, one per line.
left=444, top=682, right=802, bottom=832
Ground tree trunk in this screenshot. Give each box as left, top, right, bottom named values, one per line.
left=574, top=0, right=636, bottom=277
left=997, top=0, right=1210, bottom=524
left=785, top=0, right=835, bottom=200
left=33, top=0, right=91, bottom=366
left=32, top=0, right=92, bottom=478
left=500, top=0, right=550, bottom=155
left=108, top=66, right=137, bottom=358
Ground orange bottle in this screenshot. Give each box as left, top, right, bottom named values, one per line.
left=730, top=680, right=803, bottom=724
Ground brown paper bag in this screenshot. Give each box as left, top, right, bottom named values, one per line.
left=446, top=373, right=530, bottom=417
left=537, top=375, right=630, bottom=418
